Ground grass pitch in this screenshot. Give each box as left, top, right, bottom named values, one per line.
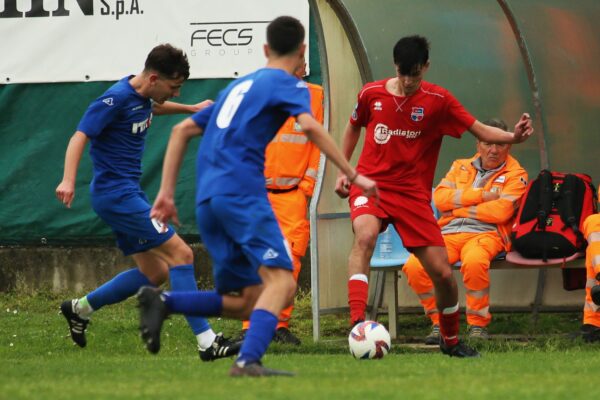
left=1, top=291, right=597, bottom=400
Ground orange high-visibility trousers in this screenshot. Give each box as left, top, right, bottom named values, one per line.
left=402, top=231, right=504, bottom=327
left=270, top=188, right=308, bottom=328
left=242, top=189, right=308, bottom=330
left=583, top=214, right=600, bottom=327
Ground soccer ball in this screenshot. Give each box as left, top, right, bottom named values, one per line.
left=348, top=321, right=391, bottom=359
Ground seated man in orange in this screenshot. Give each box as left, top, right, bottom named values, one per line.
left=579, top=213, right=600, bottom=342
left=403, top=118, right=528, bottom=343
left=240, top=60, right=324, bottom=345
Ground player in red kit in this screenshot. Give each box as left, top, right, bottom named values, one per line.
left=335, top=35, right=533, bottom=358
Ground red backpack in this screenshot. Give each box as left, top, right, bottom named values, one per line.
left=512, top=171, right=597, bottom=290
left=512, top=170, right=597, bottom=260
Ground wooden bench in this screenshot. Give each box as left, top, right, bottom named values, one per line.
left=368, top=225, right=585, bottom=339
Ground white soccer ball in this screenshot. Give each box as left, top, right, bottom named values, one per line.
left=348, top=321, right=391, bottom=359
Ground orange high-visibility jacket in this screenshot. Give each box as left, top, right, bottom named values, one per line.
left=264, top=82, right=324, bottom=196
left=434, top=154, right=528, bottom=249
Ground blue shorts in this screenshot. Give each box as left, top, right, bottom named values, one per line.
left=92, top=190, right=175, bottom=256
left=196, top=195, right=293, bottom=294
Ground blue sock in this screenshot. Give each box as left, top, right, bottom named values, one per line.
left=169, top=264, right=211, bottom=335
left=163, top=291, right=223, bottom=316
left=87, top=268, right=153, bottom=310
left=236, top=309, right=278, bottom=364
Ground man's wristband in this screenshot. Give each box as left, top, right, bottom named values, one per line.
left=348, top=171, right=359, bottom=183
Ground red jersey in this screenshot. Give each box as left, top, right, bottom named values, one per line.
left=350, top=79, right=475, bottom=198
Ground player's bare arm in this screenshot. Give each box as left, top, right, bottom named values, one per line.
left=469, top=113, right=533, bottom=144
left=55, top=131, right=89, bottom=208
left=151, top=118, right=204, bottom=225
left=334, top=122, right=362, bottom=198
left=152, top=99, right=213, bottom=115
left=297, top=113, right=378, bottom=199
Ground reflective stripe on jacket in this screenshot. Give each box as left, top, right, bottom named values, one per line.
left=264, top=82, right=324, bottom=197
left=434, top=154, right=528, bottom=249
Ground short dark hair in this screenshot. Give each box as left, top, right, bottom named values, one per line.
left=393, top=35, right=430, bottom=75
left=144, top=44, right=190, bottom=80
left=483, top=118, right=508, bottom=131
left=267, top=16, right=305, bottom=56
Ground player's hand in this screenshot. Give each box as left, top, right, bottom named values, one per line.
left=190, top=99, right=214, bottom=113
left=513, top=113, right=533, bottom=143
left=482, top=190, right=500, bottom=202
left=55, top=180, right=75, bottom=208
left=335, top=174, right=351, bottom=198
left=352, top=174, right=379, bottom=200
left=151, top=191, right=179, bottom=229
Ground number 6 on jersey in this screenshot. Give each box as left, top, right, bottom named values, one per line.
left=216, top=80, right=254, bottom=129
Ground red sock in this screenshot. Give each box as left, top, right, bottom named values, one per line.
left=439, top=310, right=459, bottom=346
left=348, top=279, right=368, bottom=325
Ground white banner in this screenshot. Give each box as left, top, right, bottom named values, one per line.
left=0, top=0, right=310, bottom=83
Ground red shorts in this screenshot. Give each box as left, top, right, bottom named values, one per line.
left=348, top=185, right=444, bottom=248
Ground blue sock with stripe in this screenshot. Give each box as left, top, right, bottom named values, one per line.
left=87, top=267, right=153, bottom=311
left=236, top=309, right=278, bottom=364
left=169, top=264, right=211, bottom=335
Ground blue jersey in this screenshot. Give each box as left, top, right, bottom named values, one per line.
left=77, top=76, right=153, bottom=195
left=190, top=68, right=311, bottom=204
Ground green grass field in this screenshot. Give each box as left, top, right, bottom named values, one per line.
left=1, top=291, right=597, bottom=400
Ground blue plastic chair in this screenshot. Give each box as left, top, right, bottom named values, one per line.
left=370, top=225, right=411, bottom=268
left=368, top=225, right=410, bottom=335
left=431, top=198, right=440, bottom=220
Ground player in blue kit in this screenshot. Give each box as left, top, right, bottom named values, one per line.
left=55, top=44, right=240, bottom=361
left=136, top=17, right=378, bottom=377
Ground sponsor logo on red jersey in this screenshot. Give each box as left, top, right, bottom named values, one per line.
left=374, top=123, right=421, bottom=144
